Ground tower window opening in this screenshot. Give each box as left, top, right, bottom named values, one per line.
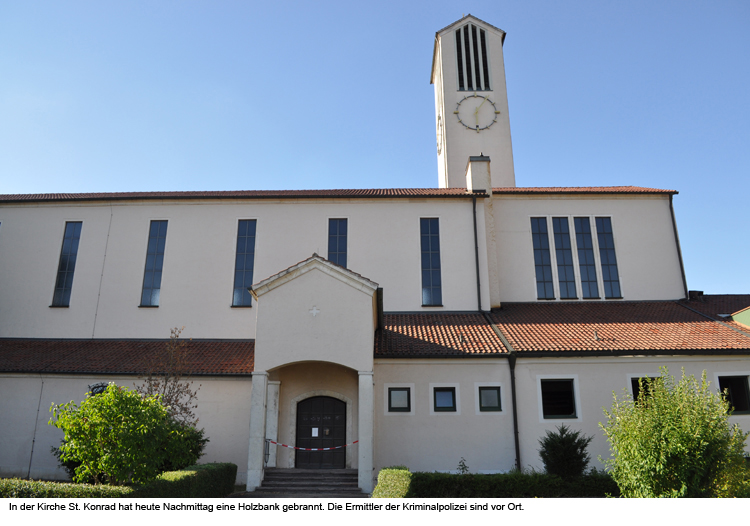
left=455, top=24, right=491, bottom=91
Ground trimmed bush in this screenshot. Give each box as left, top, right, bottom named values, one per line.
left=372, top=468, right=619, bottom=498
left=538, top=424, right=593, bottom=478
left=1, top=463, right=237, bottom=498
left=372, top=467, right=412, bottom=498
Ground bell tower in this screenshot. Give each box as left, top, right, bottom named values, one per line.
left=431, top=15, right=516, bottom=188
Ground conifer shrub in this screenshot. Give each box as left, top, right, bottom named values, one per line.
left=538, top=423, right=593, bottom=479
left=600, top=367, right=750, bottom=498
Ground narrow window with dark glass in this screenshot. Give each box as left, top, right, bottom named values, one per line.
left=328, top=218, right=347, bottom=268
left=574, top=217, right=600, bottom=299
left=719, top=376, right=750, bottom=414
left=540, top=379, right=577, bottom=419
left=596, top=217, right=621, bottom=298
left=52, top=221, right=82, bottom=307
left=455, top=29, right=465, bottom=91
left=420, top=218, right=442, bottom=306
left=463, top=27, right=473, bottom=90
left=233, top=219, right=257, bottom=306
left=552, top=217, right=577, bottom=299
left=388, top=388, right=411, bottom=413
left=434, top=387, right=456, bottom=412
left=531, top=217, right=554, bottom=299
left=479, top=386, right=501, bottom=412
left=140, top=220, right=168, bottom=307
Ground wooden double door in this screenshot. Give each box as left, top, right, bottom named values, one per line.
left=295, top=396, right=346, bottom=469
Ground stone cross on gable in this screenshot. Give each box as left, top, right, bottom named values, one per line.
left=309, top=306, right=320, bottom=317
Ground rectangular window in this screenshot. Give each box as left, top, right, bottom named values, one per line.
left=478, top=386, right=501, bottom=412
left=596, top=217, right=621, bottom=298
left=540, top=379, right=577, bottom=419
left=140, top=220, right=168, bottom=307
left=719, top=376, right=750, bottom=414
left=552, top=217, right=577, bottom=299
left=455, top=23, right=490, bottom=91
left=531, top=217, right=554, bottom=299
left=388, top=387, right=411, bottom=413
left=233, top=219, right=257, bottom=307
left=52, top=221, right=82, bottom=307
left=630, top=377, right=658, bottom=402
left=420, top=218, right=442, bottom=306
left=433, top=387, right=456, bottom=412
left=328, top=218, right=347, bottom=268
left=574, top=217, right=599, bottom=299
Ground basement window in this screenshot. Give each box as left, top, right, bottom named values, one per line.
left=719, top=376, right=750, bottom=414
left=540, top=379, right=577, bottom=419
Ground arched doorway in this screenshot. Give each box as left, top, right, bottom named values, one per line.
left=295, top=396, right=346, bottom=469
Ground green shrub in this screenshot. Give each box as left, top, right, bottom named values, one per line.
left=49, top=383, right=205, bottom=485
left=538, top=423, right=593, bottom=478
left=600, top=367, right=749, bottom=498
left=372, top=468, right=618, bottom=498
left=0, top=463, right=237, bottom=498
left=372, top=467, right=412, bottom=498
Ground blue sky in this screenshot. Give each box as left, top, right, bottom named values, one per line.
left=1, top=1, right=748, bottom=294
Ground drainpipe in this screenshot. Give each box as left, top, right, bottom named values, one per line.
left=28, top=374, right=45, bottom=479
left=472, top=194, right=482, bottom=311
left=669, top=194, right=688, bottom=300
left=483, top=312, right=521, bottom=470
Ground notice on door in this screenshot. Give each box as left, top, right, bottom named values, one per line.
left=311, top=428, right=318, bottom=437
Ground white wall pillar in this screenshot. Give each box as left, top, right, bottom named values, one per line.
left=246, top=371, right=268, bottom=491
left=358, top=371, right=374, bottom=493
left=265, top=381, right=280, bottom=468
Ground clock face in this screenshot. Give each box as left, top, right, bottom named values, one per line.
left=454, top=93, right=499, bottom=132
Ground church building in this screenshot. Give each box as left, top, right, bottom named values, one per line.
left=1, top=15, right=748, bottom=493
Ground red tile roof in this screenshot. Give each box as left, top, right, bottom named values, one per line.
left=0, top=186, right=677, bottom=204
left=375, top=313, right=507, bottom=357
left=488, top=302, right=750, bottom=354
left=492, top=186, right=677, bottom=195
left=0, top=339, right=254, bottom=375
left=0, top=188, right=483, bottom=203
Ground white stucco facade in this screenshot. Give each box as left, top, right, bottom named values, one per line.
left=0, top=14, right=748, bottom=493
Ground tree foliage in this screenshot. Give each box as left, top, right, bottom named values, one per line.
left=136, top=326, right=201, bottom=426
left=49, top=384, right=206, bottom=485
left=600, top=367, right=749, bottom=497
left=538, top=423, right=593, bottom=478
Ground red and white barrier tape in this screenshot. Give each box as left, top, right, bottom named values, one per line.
left=266, top=439, right=359, bottom=451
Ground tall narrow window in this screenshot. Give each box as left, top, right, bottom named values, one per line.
left=233, top=219, right=256, bottom=306
left=552, top=217, right=577, bottom=299
left=455, top=24, right=491, bottom=91
left=596, top=217, right=621, bottom=298
left=140, top=220, right=168, bottom=307
left=574, top=217, right=599, bottom=299
left=52, top=221, right=82, bottom=307
left=531, top=218, right=554, bottom=299
left=328, top=218, right=347, bottom=268
left=420, top=218, right=442, bottom=306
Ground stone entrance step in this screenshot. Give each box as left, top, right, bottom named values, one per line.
left=231, top=468, right=368, bottom=498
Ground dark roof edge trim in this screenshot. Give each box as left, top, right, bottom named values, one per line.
left=0, top=370, right=253, bottom=377
left=0, top=192, right=488, bottom=204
